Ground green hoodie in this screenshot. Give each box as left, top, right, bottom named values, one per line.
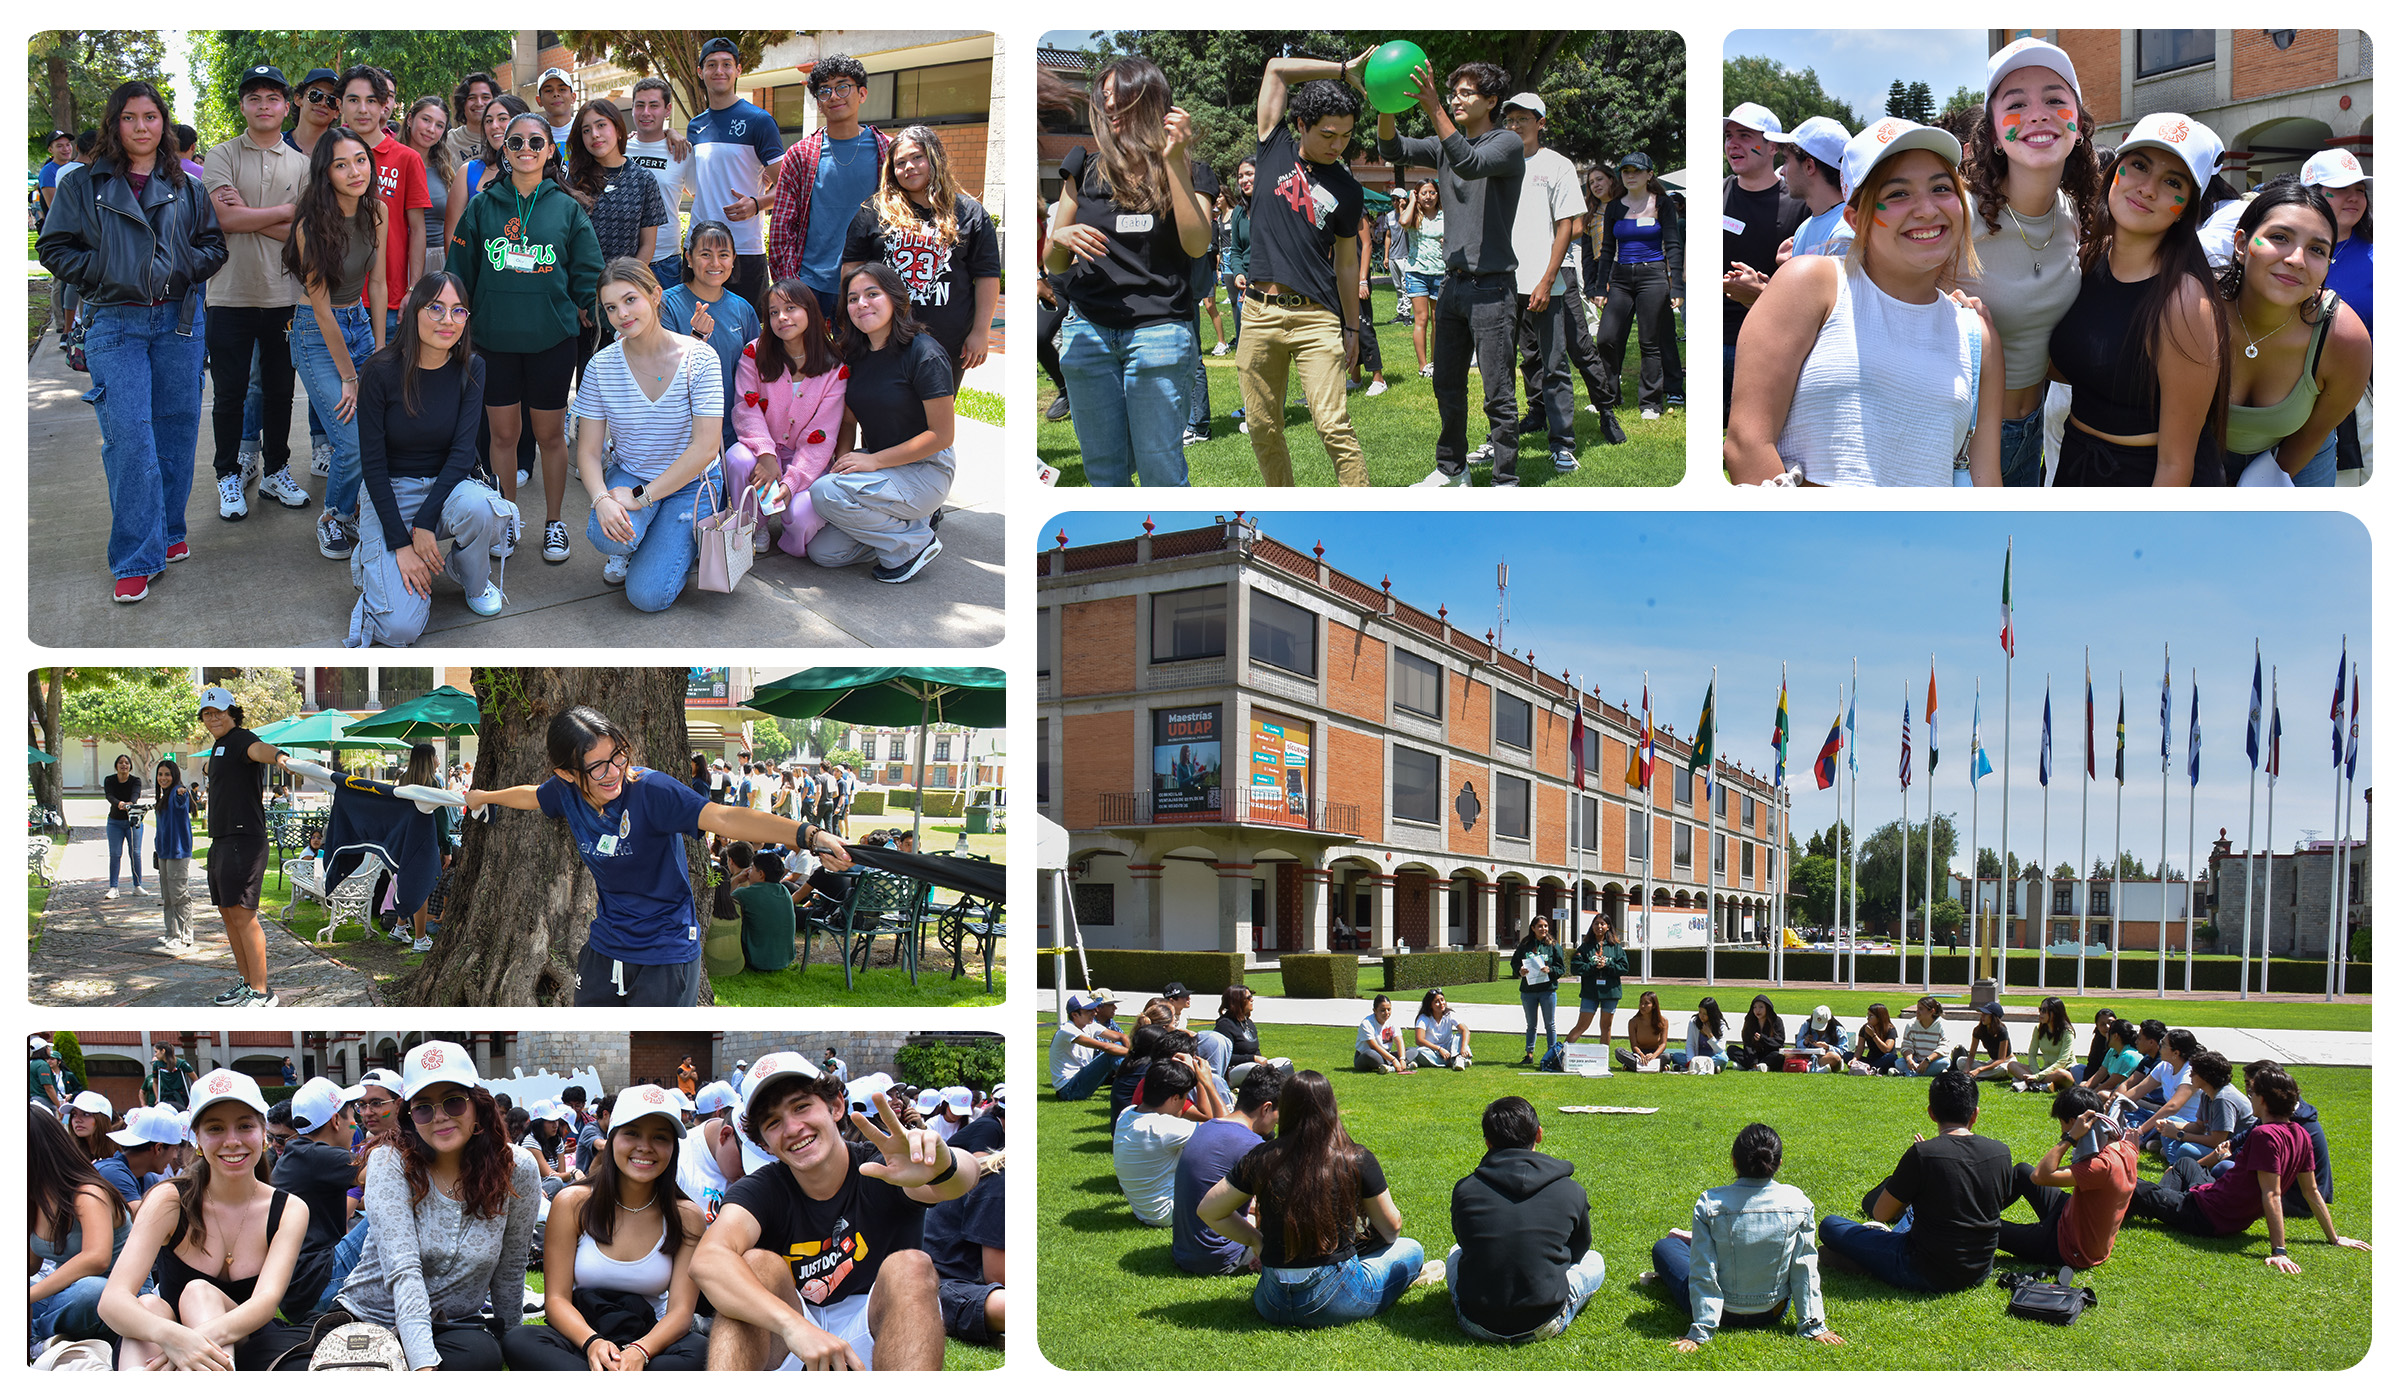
left=450, top=176, right=602, bottom=354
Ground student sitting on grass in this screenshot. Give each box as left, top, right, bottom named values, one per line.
left=1412, top=989, right=1474, bottom=1070
left=1958, top=1002, right=2018, bottom=1081
left=1112, top=1059, right=1226, bottom=1227
left=1794, top=1006, right=1850, bottom=1073
left=1671, top=996, right=1730, bottom=1071
left=1197, top=1071, right=1428, bottom=1328
left=1613, top=990, right=1673, bottom=1072
left=2008, top=997, right=2080, bottom=1093
left=2210, top=1060, right=2334, bottom=1210
left=2114, top=1027, right=2202, bottom=1149
left=2124, top=1064, right=2368, bottom=1272
left=1852, top=1004, right=1902, bottom=1075
left=1171, top=1066, right=1286, bottom=1276
left=1200, top=985, right=1295, bottom=1088
left=1729, top=995, right=1788, bottom=1071
left=2085, top=1019, right=2143, bottom=1097
left=1446, top=1097, right=1604, bottom=1343
left=2073, top=1007, right=2120, bottom=1084
left=1897, top=996, right=1951, bottom=1077
left=1993, top=1085, right=2139, bottom=1272
left=1355, top=994, right=1407, bottom=1073
left=1048, top=995, right=1129, bottom=1101
left=2155, top=1051, right=2254, bottom=1170
left=1645, top=1122, right=1842, bottom=1353
left=1818, top=1070, right=2014, bottom=1293
left=1112, top=1024, right=1222, bottom=1124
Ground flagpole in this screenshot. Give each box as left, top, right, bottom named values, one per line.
left=2185, top=666, right=2198, bottom=994
left=2158, top=645, right=2170, bottom=1001
left=1848, top=656, right=1861, bottom=991
left=1900, top=679, right=1912, bottom=992
left=1572, top=671, right=1585, bottom=959
left=1775, top=662, right=1788, bottom=989
left=1969, top=678, right=1983, bottom=995
left=2262, top=668, right=2279, bottom=997
left=2241, top=642, right=2261, bottom=1000
left=1998, top=537, right=2014, bottom=996
left=2039, top=673, right=2051, bottom=993
left=2337, top=659, right=2358, bottom=997
left=1831, top=680, right=1844, bottom=987
left=2078, top=648, right=2092, bottom=996
left=1704, top=666, right=1719, bottom=989
left=1642, top=671, right=1656, bottom=986
left=2112, top=671, right=2124, bottom=993
left=2329, top=753, right=2349, bottom=1001
left=2325, top=658, right=2344, bottom=1003
left=1925, top=653, right=1937, bottom=992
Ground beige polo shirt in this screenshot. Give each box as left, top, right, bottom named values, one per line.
left=202, top=132, right=306, bottom=307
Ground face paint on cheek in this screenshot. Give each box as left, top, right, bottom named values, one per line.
left=2001, top=113, right=2021, bottom=142
left=1872, top=201, right=1891, bottom=229
left=2170, top=193, right=2186, bottom=210
left=1750, top=144, right=1768, bottom=158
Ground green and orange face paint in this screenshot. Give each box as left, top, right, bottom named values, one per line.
left=1998, top=102, right=2076, bottom=142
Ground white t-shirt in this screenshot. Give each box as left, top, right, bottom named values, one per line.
left=1049, top=1022, right=1096, bottom=1088
left=2151, top=1059, right=2196, bottom=1124
left=625, top=135, right=694, bottom=258
left=1112, top=1105, right=1195, bottom=1226
left=1510, top=146, right=1588, bottom=297
left=1356, top=1014, right=1402, bottom=1059
left=1417, top=1012, right=1465, bottom=1055
left=567, top=338, right=722, bottom=483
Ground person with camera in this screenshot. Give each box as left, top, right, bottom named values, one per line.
left=101, top=753, right=148, bottom=899
left=1993, top=1085, right=2139, bottom=1271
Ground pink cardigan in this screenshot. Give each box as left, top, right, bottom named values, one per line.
left=729, top=345, right=847, bottom=556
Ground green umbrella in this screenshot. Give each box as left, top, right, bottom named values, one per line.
left=749, top=668, right=1005, bottom=847
left=254, top=710, right=416, bottom=756
left=27, top=746, right=58, bottom=764
left=345, top=685, right=484, bottom=742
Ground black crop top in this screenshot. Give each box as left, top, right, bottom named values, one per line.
left=154, top=1188, right=291, bottom=1313
left=2050, top=256, right=2169, bottom=438
left=1054, top=147, right=1216, bottom=330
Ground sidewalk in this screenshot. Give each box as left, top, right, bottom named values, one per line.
left=26, top=329, right=1006, bottom=647
left=30, top=800, right=376, bottom=1008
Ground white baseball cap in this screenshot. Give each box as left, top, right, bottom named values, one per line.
left=68, top=1090, right=112, bottom=1117
left=537, top=66, right=576, bottom=91
left=1765, top=115, right=1851, bottom=173
left=1840, top=117, right=1965, bottom=202
left=1811, top=1005, right=1833, bottom=1028
left=198, top=686, right=237, bottom=714
left=943, top=1086, right=974, bottom=1114
left=186, top=1067, right=272, bottom=1124
left=543, top=1102, right=577, bottom=1124
left=609, top=1082, right=687, bottom=1138
left=845, top=1072, right=896, bottom=1114
left=108, top=1105, right=184, bottom=1148
left=2301, top=149, right=2371, bottom=189
left=1725, top=102, right=1783, bottom=135
left=1986, top=36, right=2080, bottom=106
left=289, top=1076, right=363, bottom=1133
left=399, top=1040, right=478, bottom=1102
left=1501, top=92, right=1547, bottom=119
left=29, top=1036, right=53, bottom=1054
left=914, top=1087, right=943, bottom=1113
left=695, top=1080, right=739, bottom=1115
left=668, top=1088, right=695, bottom=1114
left=2118, top=112, right=2223, bottom=193
left=738, top=1050, right=829, bottom=1132
left=358, top=1068, right=404, bottom=1099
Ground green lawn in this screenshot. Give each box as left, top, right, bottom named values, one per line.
left=1038, top=1021, right=2370, bottom=1370
left=1036, top=287, right=1685, bottom=487
left=957, top=385, right=1005, bottom=427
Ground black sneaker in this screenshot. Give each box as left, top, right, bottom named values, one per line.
left=1044, top=395, right=1071, bottom=421
left=211, top=979, right=253, bottom=1006
left=873, top=536, right=944, bottom=584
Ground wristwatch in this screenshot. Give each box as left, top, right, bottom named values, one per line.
left=629, top=482, right=648, bottom=508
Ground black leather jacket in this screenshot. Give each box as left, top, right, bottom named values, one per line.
left=37, top=156, right=227, bottom=323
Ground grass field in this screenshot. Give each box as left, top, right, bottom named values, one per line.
left=1037, top=1020, right=2371, bottom=1370
left=1035, top=287, right=1686, bottom=487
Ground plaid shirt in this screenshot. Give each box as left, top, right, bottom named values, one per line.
left=766, top=123, right=894, bottom=284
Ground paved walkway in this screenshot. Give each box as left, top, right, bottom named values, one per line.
left=30, top=801, right=376, bottom=1008
left=26, top=328, right=1005, bottom=647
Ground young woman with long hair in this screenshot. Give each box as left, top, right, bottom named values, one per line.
left=102, top=752, right=146, bottom=897
left=346, top=271, right=514, bottom=646
left=282, top=125, right=389, bottom=564
left=1354, top=992, right=1406, bottom=1072
left=1412, top=987, right=1473, bottom=1069
left=391, top=742, right=453, bottom=953
left=308, top=1041, right=540, bottom=1371
left=403, top=96, right=454, bottom=276
left=29, top=1105, right=133, bottom=1358
left=660, top=221, right=762, bottom=453
left=35, top=80, right=228, bottom=604
left=101, top=1070, right=311, bottom=1370
left=153, top=758, right=197, bottom=949
left=465, top=706, right=854, bottom=1007
left=2215, top=177, right=2371, bottom=487
left=1196, top=1070, right=1426, bottom=1327
left=1564, top=912, right=1628, bottom=1047
left=1730, top=994, right=1789, bottom=1071
left=1579, top=165, right=1623, bottom=336
left=1728, top=120, right=2001, bottom=486
left=2049, top=114, right=2232, bottom=486
left=809, top=261, right=956, bottom=583
left=1646, top=1123, right=1843, bottom=1353
left=568, top=99, right=668, bottom=269
left=844, top=124, right=1003, bottom=374
left=1222, top=158, right=1256, bottom=350
left=729, top=278, right=846, bottom=559
left=1510, top=914, right=1563, bottom=1064
left=64, top=1092, right=115, bottom=1165
left=1615, top=988, right=1674, bottom=1071
left=2010, top=995, right=2083, bottom=1093
left=1853, top=1003, right=1903, bottom=1075
left=1040, top=55, right=1214, bottom=486
left=199, top=689, right=301, bottom=1008
left=1397, top=180, right=1445, bottom=376
left=1957, top=37, right=2104, bottom=486
left=451, top=109, right=602, bottom=564
left=1590, top=153, right=1685, bottom=423
left=500, top=1085, right=709, bottom=1369
left=1962, top=1001, right=2021, bottom=1081
left=1674, top=994, right=1731, bottom=1071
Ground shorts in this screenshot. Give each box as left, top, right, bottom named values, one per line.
left=480, top=337, right=578, bottom=410
left=1581, top=983, right=1625, bottom=1015
left=773, top=1289, right=875, bottom=1370
left=938, top=1277, right=999, bottom=1344
left=1401, top=269, right=1446, bottom=300
left=573, top=942, right=701, bottom=1008
left=205, top=831, right=270, bottom=909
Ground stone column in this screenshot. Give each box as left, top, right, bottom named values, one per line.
left=1217, top=857, right=1257, bottom=957
left=1127, top=862, right=1166, bottom=950
left=1474, top=881, right=1500, bottom=950
left=1370, top=876, right=1398, bottom=955
left=1299, top=866, right=1328, bottom=953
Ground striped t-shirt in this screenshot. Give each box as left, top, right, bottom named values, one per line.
left=569, top=338, right=723, bottom=484
left=1900, top=1016, right=1949, bottom=1060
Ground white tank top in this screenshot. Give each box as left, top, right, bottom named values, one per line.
left=1777, top=262, right=1980, bottom=486
left=573, top=1229, right=672, bottom=1319
left=676, top=1123, right=730, bottom=1222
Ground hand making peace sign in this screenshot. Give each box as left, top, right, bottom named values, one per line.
left=850, top=1091, right=955, bottom=1189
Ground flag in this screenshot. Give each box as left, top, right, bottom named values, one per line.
left=2268, top=687, right=2283, bottom=786
left=1690, top=680, right=1717, bottom=793
left=2160, top=658, right=2172, bottom=770
left=1846, top=691, right=1858, bottom=775
left=2331, top=639, right=2348, bottom=765
left=1773, top=675, right=1790, bottom=789
left=2188, top=679, right=2202, bottom=787
left=2039, top=685, right=2052, bottom=787
left=1570, top=688, right=1587, bottom=791
left=1814, top=714, right=1842, bottom=790
left=2246, top=649, right=2264, bottom=769
left=1999, top=544, right=2015, bottom=657
left=1971, top=690, right=1993, bottom=787
left=1626, top=683, right=1654, bottom=791
left=1901, top=698, right=1914, bottom=789
left=2114, top=682, right=2126, bottom=784
left=2347, top=666, right=2361, bottom=782
left=2084, top=662, right=2096, bottom=780
left=1927, top=663, right=1940, bottom=774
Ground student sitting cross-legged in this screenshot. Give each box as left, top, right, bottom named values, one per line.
left=1993, top=1085, right=2139, bottom=1272
left=2124, top=1063, right=2369, bottom=1273
left=1171, top=1066, right=1287, bottom=1276
left=1817, top=1070, right=2015, bottom=1293
left=1646, top=1123, right=1843, bottom=1353
left=1445, top=1097, right=1606, bottom=1344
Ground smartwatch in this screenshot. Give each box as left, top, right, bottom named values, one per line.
left=629, top=482, right=648, bottom=508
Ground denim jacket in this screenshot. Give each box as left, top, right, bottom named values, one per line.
left=1685, top=1177, right=1828, bottom=1342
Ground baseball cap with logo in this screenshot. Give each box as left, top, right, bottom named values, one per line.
left=1501, top=93, right=1547, bottom=119
left=68, top=1090, right=111, bottom=1116
left=239, top=65, right=291, bottom=97
left=198, top=686, right=237, bottom=714
left=2300, top=149, right=2371, bottom=189
left=943, top=1086, right=974, bottom=1115
left=536, top=67, right=576, bottom=92
left=186, top=1067, right=272, bottom=1124
left=2117, top=112, right=2223, bottom=193
left=288, top=1076, right=363, bottom=1132
left=107, top=1105, right=185, bottom=1148
left=1840, top=117, right=1965, bottom=202
left=1090, top=987, right=1120, bottom=1007
left=611, top=1082, right=687, bottom=1138
left=1765, top=115, right=1852, bottom=173
left=914, top=1087, right=943, bottom=1113
left=738, top=1050, right=828, bottom=1130
left=695, top=1080, right=738, bottom=1115
left=399, top=1040, right=478, bottom=1102
left=1986, top=36, right=2081, bottom=106
left=358, top=1068, right=404, bottom=1099
left=1726, top=102, right=1784, bottom=135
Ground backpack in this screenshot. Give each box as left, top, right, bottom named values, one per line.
left=304, top=1320, right=407, bottom=1370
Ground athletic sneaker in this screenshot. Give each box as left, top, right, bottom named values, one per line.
left=1414, top=1257, right=1446, bottom=1288
left=516, top=467, right=530, bottom=488
left=1210, top=341, right=1230, bottom=357
left=315, top=513, right=356, bottom=560
left=309, top=441, right=331, bottom=477
left=260, top=468, right=311, bottom=507
left=1044, top=395, right=1071, bottom=421
left=873, top=536, right=944, bottom=584
left=1494, top=479, right=1519, bottom=488
left=1181, top=427, right=1209, bottom=446
left=1346, top=377, right=1366, bottom=392
left=164, top=541, right=189, bottom=564
left=541, top=520, right=570, bottom=563
left=1418, top=364, right=1434, bottom=379
left=412, top=935, right=434, bottom=953
left=1551, top=448, right=1580, bottom=474
left=386, top=924, right=412, bottom=944
left=216, top=476, right=249, bottom=520
left=465, top=582, right=505, bottom=616
left=1465, top=442, right=1495, bottom=464
left=102, top=887, right=118, bottom=901
left=493, top=519, right=519, bottom=559
left=211, top=979, right=251, bottom=1006
left=112, top=577, right=149, bottom=604
left=1413, top=467, right=1463, bottom=488
left=1366, top=380, right=1389, bottom=396
left=244, top=987, right=280, bottom=1008
left=1641, top=408, right=1661, bottom=420
left=237, top=441, right=262, bottom=484
left=601, top=554, right=628, bottom=586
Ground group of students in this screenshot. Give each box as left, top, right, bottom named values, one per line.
left=1724, top=36, right=2372, bottom=486
left=37, top=38, right=999, bottom=622
left=1037, top=46, right=1682, bottom=488
left=30, top=1042, right=1003, bottom=1370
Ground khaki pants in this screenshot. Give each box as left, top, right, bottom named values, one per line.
left=1235, top=297, right=1366, bottom=487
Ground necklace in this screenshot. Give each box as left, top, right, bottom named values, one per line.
left=621, top=1193, right=658, bottom=1213
left=2002, top=196, right=2060, bottom=276
left=2233, top=297, right=2300, bottom=360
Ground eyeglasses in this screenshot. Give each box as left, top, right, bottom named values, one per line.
left=409, top=1093, right=473, bottom=1124
left=581, top=749, right=631, bottom=779
left=505, top=133, right=550, bottom=152
left=423, top=304, right=471, bottom=323
left=304, top=90, right=338, bottom=107
left=814, top=81, right=859, bottom=100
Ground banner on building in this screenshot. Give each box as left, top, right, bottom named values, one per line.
left=686, top=667, right=732, bottom=704
left=1248, top=712, right=1312, bottom=827
left=1152, top=707, right=1223, bottom=821
left=1628, top=911, right=1715, bottom=950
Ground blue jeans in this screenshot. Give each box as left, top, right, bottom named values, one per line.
left=106, top=817, right=144, bottom=889
left=1251, top=1236, right=1424, bottom=1327
left=2164, top=1137, right=2219, bottom=1170
left=247, top=345, right=328, bottom=453
left=1650, top=1234, right=1789, bottom=1326
left=1053, top=1052, right=1120, bottom=1101
left=584, top=461, right=723, bottom=613
left=2226, top=436, right=2339, bottom=487
left=1449, top=1244, right=1606, bottom=1342
left=1058, top=311, right=1193, bottom=487
left=29, top=1272, right=113, bottom=1352
left=1521, top=983, right=1558, bottom=1056
left=289, top=304, right=377, bottom=519
left=1667, top=1048, right=1729, bottom=1070
left=85, top=299, right=207, bottom=579
left=316, top=1216, right=370, bottom=1314
left=1999, top=406, right=2046, bottom=487
left=1819, top=1209, right=1942, bottom=1292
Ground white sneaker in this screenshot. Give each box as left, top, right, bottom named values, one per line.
left=102, top=887, right=118, bottom=900
left=465, top=582, right=505, bottom=616
left=260, top=467, right=312, bottom=508
left=1641, top=408, right=1661, bottom=420
left=1367, top=380, right=1389, bottom=396
left=1465, top=442, right=1495, bottom=464
left=1210, top=341, right=1230, bottom=357
left=602, top=554, right=629, bottom=586
left=1413, top=467, right=1463, bottom=488
left=515, top=467, right=530, bottom=488
left=309, top=441, right=331, bottom=477
left=216, top=475, right=249, bottom=520
left=237, top=441, right=262, bottom=486
left=1418, top=364, right=1434, bottom=379
left=411, top=935, right=434, bottom=953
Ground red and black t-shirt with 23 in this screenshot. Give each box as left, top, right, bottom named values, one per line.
left=722, top=1140, right=928, bottom=1307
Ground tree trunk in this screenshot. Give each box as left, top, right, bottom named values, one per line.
left=30, top=671, right=64, bottom=815
left=402, top=667, right=705, bottom=1007
left=48, top=45, right=75, bottom=138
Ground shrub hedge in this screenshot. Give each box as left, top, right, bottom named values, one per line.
left=1383, top=949, right=1501, bottom=991
left=1278, top=953, right=1359, bottom=999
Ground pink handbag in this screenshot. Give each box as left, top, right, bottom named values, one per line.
left=694, top=477, right=761, bottom=594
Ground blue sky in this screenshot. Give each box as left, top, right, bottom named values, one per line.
left=1045, top=511, right=2371, bottom=868
left=1728, top=30, right=1990, bottom=129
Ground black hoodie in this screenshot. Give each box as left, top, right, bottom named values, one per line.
left=1449, top=1147, right=1591, bottom=1337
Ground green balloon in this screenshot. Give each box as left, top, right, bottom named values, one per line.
left=1363, top=40, right=1429, bottom=115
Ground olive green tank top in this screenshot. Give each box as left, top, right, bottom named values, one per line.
left=2224, top=294, right=2340, bottom=456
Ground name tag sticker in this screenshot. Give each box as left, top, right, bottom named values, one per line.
left=1722, top=216, right=1746, bottom=234
left=1636, top=216, right=1657, bottom=227
left=1114, top=213, right=1154, bottom=234
left=504, top=242, right=538, bottom=272
left=596, top=834, right=619, bottom=856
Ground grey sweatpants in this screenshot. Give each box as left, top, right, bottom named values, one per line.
left=347, top=474, right=515, bottom=647
left=157, top=857, right=194, bottom=944
left=805, top=448, right=955, bottom=569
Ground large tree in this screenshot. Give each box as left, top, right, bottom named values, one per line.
left=58, top=668, right=198, bottom=778
left=188, top=30, right=513, bottom=148
left=404, top=668, right=702, bottom=1008
left=28, top=31, right=169, bottom=157
left=1854, top=812, right=1960, bottom=922
left=559, top=31, right=796, bottom=127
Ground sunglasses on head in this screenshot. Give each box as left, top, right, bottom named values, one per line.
left=409, top=1093, right=473, bottom=1124
left=505, top=133, right=550, bottom=152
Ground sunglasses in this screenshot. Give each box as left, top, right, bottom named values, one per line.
left=409, top=1093, right=473, bottom=1124
left=505, top=133, right=550, bottom=152
left=304, top=89, right=339, bottom=107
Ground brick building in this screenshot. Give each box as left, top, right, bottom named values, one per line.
left=1035, top=520, right=1786, bottom=957
left=2206, top=826, right=2370, bottom=958
left=1995, top=30, right=2371, bottom=185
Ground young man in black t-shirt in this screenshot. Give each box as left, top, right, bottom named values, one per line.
left=1817, top=1070, right=2014, bottom=1292
left=1233, top=60, right=1367, bottom=487
left=272, top=1074, right=362, bottom=1319
left=197, top=685, right=297, bottom=1008
left=1720, top=102, right=1807, bottom=422
left=693, top=1051, right=985, bottom=1371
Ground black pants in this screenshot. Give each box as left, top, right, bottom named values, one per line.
left=1038, top=283, right=1069, bottom=397
left=2053, top=422, right=2227, bottom=487
left=207, top=303, right=296, bottom=479
left=499, top=1322, right=710, bottom=1370
left=730, top=253, right=771, bottom=322
left=2126, top=1156, right=2223, bottom=1236
left=1356, top=297, right=1383, bottom=376
left=1994, top=1160, right=2072, bottom=1268
left=1543, top=272, right=1612, bottom=409
left=1433, top=269, right=1520, bottom=483
left=1511, top=291, right=1573, bottom=448
left=1727, top=1044, right=1788, bottom=1070
left=2335, top=409, right=2364, bottom=478
left=1595, top=260, right=1675, bottom=413
left=574, top=943, right=701, bottom=1007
